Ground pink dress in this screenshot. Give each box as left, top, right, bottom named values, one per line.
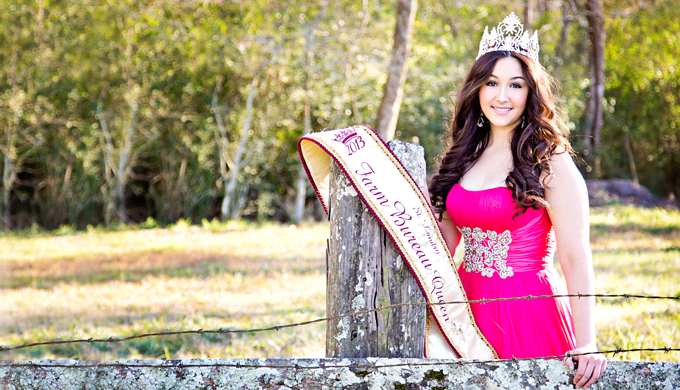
left=447, top=183, right=576, bottom=359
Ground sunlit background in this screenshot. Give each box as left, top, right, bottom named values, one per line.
left=0, top=0, right=678, bottom=362
left=0, top=0, right=677, bottom=228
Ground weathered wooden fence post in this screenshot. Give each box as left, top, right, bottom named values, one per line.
left=326, top=140, right=427, bottom=358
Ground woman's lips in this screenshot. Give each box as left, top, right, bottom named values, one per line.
left=492, top=106, right=512, bottom=115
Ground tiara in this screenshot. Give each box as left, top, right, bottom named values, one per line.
left=476, top=12, right=540, bottom=63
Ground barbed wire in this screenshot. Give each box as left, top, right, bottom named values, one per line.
left=0, top=292, right=678, bottom=354
left=0, top=348, right=678, bottom=369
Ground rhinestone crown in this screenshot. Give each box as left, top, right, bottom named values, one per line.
left=476, top=12, right=540, bottom=63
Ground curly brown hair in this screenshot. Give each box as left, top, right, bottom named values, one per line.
left=429, top=50, right=572, bottom=217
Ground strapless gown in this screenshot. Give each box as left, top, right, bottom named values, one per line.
left=447, top=183, right=576, bottom=359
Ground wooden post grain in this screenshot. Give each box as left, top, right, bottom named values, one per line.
left=326, top=140, right=427, bottom=358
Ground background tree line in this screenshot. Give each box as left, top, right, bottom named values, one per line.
left=0, top=0, right=678, bottom=230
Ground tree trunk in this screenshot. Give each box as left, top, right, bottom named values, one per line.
left=97, top=99, right=116, bottom=226
left=293, top=101, right=311, bottom=223
left=523, top=0, right=536, bottom=32
left=585, top=0, right=605, bottom=178
left=374, top=0, right=418, bottom=141
left=2, top=49, right=20, bottom=230
left=1, top=128, right=14, bottom=231
left=343, top=0, right=370, bottom=80
left=221, top=77, right=257, bottom=220
left=326, top=140, right=426, bottom=358
left=553, top=1, right=574, bottom=79
left=623, top=127, right=639, bottom=187
left=294, top=6, right=327, bottom=223
left=62, top=162, right=74, bottom=225
left=294, top=23, right=318, bottom=223
left=212, top=76, right=235, bottom=215
left=116, top=100, right=137, bottom=223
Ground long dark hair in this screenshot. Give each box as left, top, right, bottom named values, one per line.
left=429, top=50, right=571, bottom=217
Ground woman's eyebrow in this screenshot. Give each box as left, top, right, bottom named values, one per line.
left=488, top=75, right=525, bottom=81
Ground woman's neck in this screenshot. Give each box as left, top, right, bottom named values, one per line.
left=488, top=126, right=514, bottom=149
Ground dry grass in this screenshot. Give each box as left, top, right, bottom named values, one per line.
left=589, top=205, right=680, bottom=362
left=0, top=222, right=328, bottom=360
left=0, top=205, right=678, bottom=361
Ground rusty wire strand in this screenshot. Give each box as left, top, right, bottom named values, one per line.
left=0, top=292, right=678, bottom=353
left=0, top=348, right=678, bottom=369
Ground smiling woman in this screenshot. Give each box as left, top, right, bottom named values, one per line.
left=428, top=13, right=607, bottom=390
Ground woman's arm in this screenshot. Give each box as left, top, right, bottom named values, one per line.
left=545, top=152, right=607, bottom=389
left=438, top=210, right=462, bottom=256
left=417, top=154, right=461, bottom=257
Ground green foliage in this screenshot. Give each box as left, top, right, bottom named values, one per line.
left=52, top=224, right=76, bottom=236
left=600, top=0, right=680, bottom=198
left=0, top=0, right=677, bottom=230
left=140, top=217, right=159, bottom=229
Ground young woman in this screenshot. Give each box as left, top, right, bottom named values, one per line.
left=428, top=13, right=607, bottom=389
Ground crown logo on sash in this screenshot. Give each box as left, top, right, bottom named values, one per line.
left=477, top=12, right=540, bottom=63
left=333, top=128, right=358, bottom=145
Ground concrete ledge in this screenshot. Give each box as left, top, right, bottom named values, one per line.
left=0, top=358, right=678, bottom=389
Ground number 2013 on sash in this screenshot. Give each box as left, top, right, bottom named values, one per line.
left=346, top=136, right=365, bottom=156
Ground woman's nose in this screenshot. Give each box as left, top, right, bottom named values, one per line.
left=496, top=87, right=509, bottom=102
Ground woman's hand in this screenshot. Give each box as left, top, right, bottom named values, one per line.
left=564, top=346, right=607, bottom=389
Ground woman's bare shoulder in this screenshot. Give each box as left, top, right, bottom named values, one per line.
left=546, top=148, right=587, bottom=196
left=549, top=147, right=574, bottom=167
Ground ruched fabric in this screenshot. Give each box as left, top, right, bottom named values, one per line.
left=447, top=183, right=576, bottom=359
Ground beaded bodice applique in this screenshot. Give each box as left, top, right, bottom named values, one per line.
left=458, top=227, right=514, bottom=279
left=447, top=184, right=556, bottom=278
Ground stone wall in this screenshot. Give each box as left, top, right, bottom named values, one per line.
left=1, top=358, right=678, bottom=389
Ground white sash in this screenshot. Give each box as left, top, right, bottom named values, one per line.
left=298, top=125, right=496, bottom=359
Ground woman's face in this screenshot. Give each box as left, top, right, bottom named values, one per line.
left=478, top=56, right=529, bottom=134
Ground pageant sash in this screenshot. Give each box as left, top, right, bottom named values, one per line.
left=298, top=125, right=497, bottom=359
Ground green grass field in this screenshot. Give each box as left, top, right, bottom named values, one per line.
left=0, top=205, right=678, bottom=361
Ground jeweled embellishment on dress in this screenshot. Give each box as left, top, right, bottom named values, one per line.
left=459, top=227, right=514, bottom=278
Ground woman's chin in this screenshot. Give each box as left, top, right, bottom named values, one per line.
left=489, top=120, right=521, bottom=131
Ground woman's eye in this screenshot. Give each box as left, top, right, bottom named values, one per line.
left=511, top=83, right=523, bottom=88
left=486, top=81, right=497, bottom=86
